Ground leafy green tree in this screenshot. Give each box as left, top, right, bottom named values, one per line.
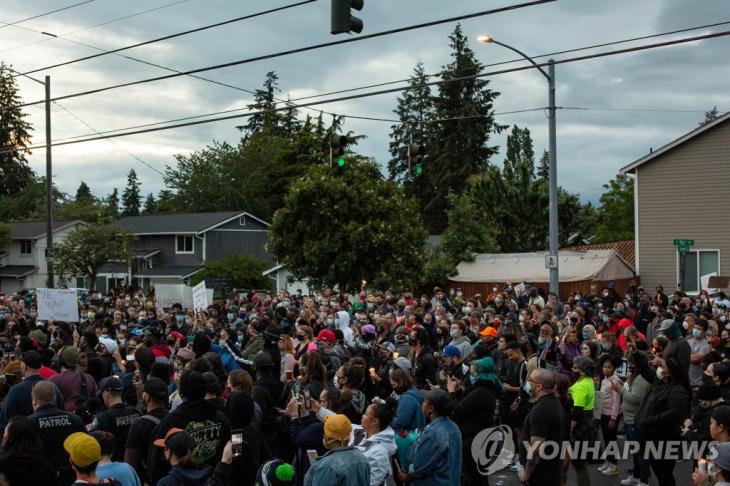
left=54, top=223, right=135, bottom=286
left=0, top=223, right=11, bottom=251
left=424, top=24, right=503, bottom=232
left=0, top=177, right=64, bottom=221
left=0, top=62, right=35, bottom=197
left=269, top=161, right=427, bottom=291
left=595, top=174, right=634, bottom=242
left=190, top=252, right=272, bottom=289
left=121, top=169, right=141, bottom=217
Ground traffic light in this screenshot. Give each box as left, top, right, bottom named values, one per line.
left=409, top=143, right=426, bottom=176
left=331, top=0, right=364, bottom=35
left=330, top=133, right=348, bottom=167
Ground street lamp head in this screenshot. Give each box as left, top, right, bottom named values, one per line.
left=476, top=34, right=494, bottom=44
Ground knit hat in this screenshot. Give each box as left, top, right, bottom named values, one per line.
left=257, top=459, right=296, bottom=486
left=59, top=346, right=80, bottom=368
left=98, top=337, right=118, bottom=355
left=360, top=324, right=376, bottom=336
left=29, top=329, right=47, bottom=345
left=179, top=370, right=208, bottom=401
left=441, top=345, right=461, bottom=358
left=323, top=414, right=352, bottom=443
left=64, top=432, right=101, bottom=468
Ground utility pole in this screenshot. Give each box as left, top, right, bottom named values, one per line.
left=45, top=75, right=54, bottom=288
left=547, top=60, right=558, bottom=295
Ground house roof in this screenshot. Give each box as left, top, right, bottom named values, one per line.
left=0, top=265, right=37, bottom=278
left=4, top=220, right=82, bottom=240
left=116, top=211, right=269, bottom=235
left=563, top=239, right=636, bottom=269
left=620, top=111, right=730, bottom=174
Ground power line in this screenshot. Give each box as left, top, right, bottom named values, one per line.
left=6, top=30, right=730, bottom=154
left=0, top=0, right=191, bottom=54
left=54, top=102, right=166, bottom=177
left=0, top=0, right=96, bottom=30
left=561, top=106, right=708, bottom=114
left=15, top=0, right=319, bottom=77
left=14, top=0, right=555, bottom=105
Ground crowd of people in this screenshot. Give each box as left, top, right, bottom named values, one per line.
left=0, top=283, right=729, bottom=486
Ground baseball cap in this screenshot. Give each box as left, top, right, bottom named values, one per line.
left=29, top=329, right=47, bottom=345
left=393, top=356, right=412, bottom=371
left=59, top=346, right=79, bottom=368
left=324, top=414, right=352, bottom=443
left=441, top=345, right=461, bottom=358
left=253, top=351, right=274, bottom=368
left=479, top=326, right=498, bottom=338
left=144, top=377, right=169, bottom=402
left=317, top=329, right=336, bottom=343
left=658, top=319, right=675, bottom=332
left=99, top=376, right=123, bottom=393
left=175, top=347, right=195, bottom=363
left=378, top=342, right=396, bottom=353
left=153, top=428, right=194, bottom=457
left=64, top=432, right=101, bottom=468
left=21, top=350, right=43, bottom=370
left=712, top=442, right=730, bottom=471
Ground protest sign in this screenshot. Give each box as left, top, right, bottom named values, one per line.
left=37, top=288, right=79, bottom=322
left=192, top=281, right=209, bottom=311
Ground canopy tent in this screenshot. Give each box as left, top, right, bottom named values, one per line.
left=449, top=250, right=637, bottom=299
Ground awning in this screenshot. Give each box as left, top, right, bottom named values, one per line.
left=0, top=265, right=37, bottom=278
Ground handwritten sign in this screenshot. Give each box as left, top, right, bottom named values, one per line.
left=155, top=284, right=184, bottom=311
left=192, top=281, right=208, bottom=311
left=37, top=288, right=79, bottom=322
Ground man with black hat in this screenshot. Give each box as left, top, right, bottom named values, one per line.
left=0, top=350, right=64, bottom=434
left=30, top=380, right=86, bottom=485
left=148, top=369, right=231, bottom=483
left=124, top=377, right=170, bottom=482
left=89, top=376, right=141, bottom=461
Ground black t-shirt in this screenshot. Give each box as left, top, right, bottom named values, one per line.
left=125, top=407, right=169, bottom=479
left=519, top=394, right=567, bottom=486
left=92, top=403, right=141, bottom=461
left=30, top=405, right=86, bottom=485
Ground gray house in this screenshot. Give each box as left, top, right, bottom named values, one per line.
left=97, top=211, right=274, bottom=291
left=620, top=111, right=730, bottom=294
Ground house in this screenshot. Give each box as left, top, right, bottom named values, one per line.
left=97, top=211, right=274, bottom=291
left=620, top=112, right=730, bottom=294
left=0, top=220, right=85, bottom=293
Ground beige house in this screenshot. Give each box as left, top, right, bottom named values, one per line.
left=621, top=112, right=730, bottom=294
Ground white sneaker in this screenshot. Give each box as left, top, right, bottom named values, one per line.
left=620, top=476, right=639, bottom=485
left=597, top=461, right=610, bottom=472
left=602, top=464, right=620, bottom=476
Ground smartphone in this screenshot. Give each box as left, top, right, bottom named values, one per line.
left=306, top=449, right=318, bottom=465
left=231, top=430, right=243, bottom=457
left=303, top=389, right=311, bottom=410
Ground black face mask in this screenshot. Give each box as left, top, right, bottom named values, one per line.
left=702, top=374, right=715, bottom=385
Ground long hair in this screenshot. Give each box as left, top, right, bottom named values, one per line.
left=300, top=351, right=326, bottom=386
left=0, top=417, right=43, bottom=459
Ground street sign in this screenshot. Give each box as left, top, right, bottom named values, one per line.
left=545, top=255, right=558, bottom=269
left=673, top=239, right=694, bottom=246
left=678, top=246, right=691, bottom=254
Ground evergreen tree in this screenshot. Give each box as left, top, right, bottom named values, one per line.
left=0, top=63, right=35, bottom=197
left=74, top=181, right=96, bottom=205
left=142, top=193, right=157, bottom=214
left=388, top=61, right=435, bottom=184
left=121, top=169, right=141, bottom=217
left=537, top=150, right=550, bottom=180
left=104, top=188, right=120, bottom=220
left=700, top=106, right=720, bottom=126
left=240, top=71, right=287, bottom=136
left=425, top=24, right=504, bottom=232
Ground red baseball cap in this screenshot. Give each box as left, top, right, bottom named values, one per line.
left=317, top=329, right=336, bottom=343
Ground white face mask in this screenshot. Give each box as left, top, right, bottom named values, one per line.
left=683, top=321, right=689, bottom=330
left=656, top=367, right=664, bottom=380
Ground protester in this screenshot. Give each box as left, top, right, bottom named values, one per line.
left=91, top=431, right=141, bottom=486
left=303, top=414, right=370, bottom=486
left=0, top=416, right=56, bottom=485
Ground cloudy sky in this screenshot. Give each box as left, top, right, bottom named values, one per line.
left=2, top=0, right=729, bottom=204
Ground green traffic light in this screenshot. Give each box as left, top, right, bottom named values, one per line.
left=415, top=164, right=423, bottom=176
left=337, top=157, right=346, bottom=167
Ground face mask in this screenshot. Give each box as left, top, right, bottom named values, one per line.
left=185, top=318, right=193, bottom=325
left=495, top=299, right=503, bottom=305
left=469, top=375, right=479, bottom=385
left=327, top=319, right=335, bottom=327
left=449, top=329, right=458, bottom=338
left=227, top=313, right=234, bottom=321
left=656, top=367, right=664, bottom=380
left=682, top=321, right=689, bottom=330
left=602, top=315, right=609, bottom=323
left=176, top=315, right=184, bottom=323
left=601, top=342, right=611, bottom=350
left=523, top=381, right=533, bottom=396
left=519, top=315, right=525, bottom=323
left=538, top=336, right=548, bottom=345
left=692, top=329, right=702, bottom=338
left=237, top=335, right=244, bottom=343
left=603, top=291, right=609, bottom=297
left=575, top=295, right=581, bottom=300
left=87, top=312, right=95, bottom=320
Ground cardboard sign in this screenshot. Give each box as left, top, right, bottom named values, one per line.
left=192, top=281, right=208, bottom=311
left=37, top=288, right=80, bottom=322
left=155, top=284, right=185, bottom=311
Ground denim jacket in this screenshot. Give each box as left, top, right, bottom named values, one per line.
left=407, top=417, right=462, bottom=486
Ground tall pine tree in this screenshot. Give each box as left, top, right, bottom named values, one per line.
left=121, top=170, right=141, bottom=217
left=104, top=188, right=120, bottom=220
left=142, top=193, right=157, bottom=214
left=425, top=24, right=503, bottom=233
left=0, top=63, right=35, bottom=197
left=74, top=181, right=96, bottom=205
left=239, top=72, right=291, bottom=136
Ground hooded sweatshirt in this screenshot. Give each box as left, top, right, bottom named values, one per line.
left=356, top=426, right=398, bottom=486
left=337, top=311, right=354, bottom=346
left=157, top=464, right=213, bottom=486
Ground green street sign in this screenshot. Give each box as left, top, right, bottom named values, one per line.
left=673, top=239, right=694, bottom=246
left=678, top=245, right=691, bottom=254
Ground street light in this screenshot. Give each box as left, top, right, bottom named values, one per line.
left=11, top=70, right=54, bottom=288
left=477, top=35, right=559, bottom=295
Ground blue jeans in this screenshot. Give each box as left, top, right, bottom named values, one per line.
left=624, top=423, right=650, bottom=483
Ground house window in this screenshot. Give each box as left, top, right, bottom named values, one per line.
left=239, top=215, right=247, bottom=226
left=679, top=249, right=719, bottom=294
left=175, top=235, right=194, bottom=254
left=20, top=240, right=32, bottom=255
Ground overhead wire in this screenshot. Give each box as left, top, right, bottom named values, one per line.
left=0, top=0, right=96, bottom=30
left=12, top=0, right=555, bottom=100
left=5, top=29, right=730, bottom=155
left=15, top=0, right=320, bottom=77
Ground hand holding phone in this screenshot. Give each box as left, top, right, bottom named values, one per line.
left=231, top=430, right=243, bottom=457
